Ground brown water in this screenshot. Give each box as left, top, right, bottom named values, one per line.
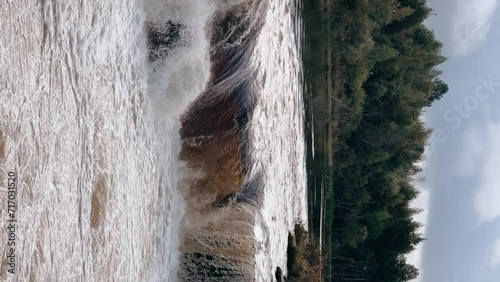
left=0, top=0, right=307, bottom=281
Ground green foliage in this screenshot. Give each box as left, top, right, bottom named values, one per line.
left=287, top=224, right=325, bottom=282
left=430, top=78, right=449, bottom=104
left=303, top=0, right=449, bottom=281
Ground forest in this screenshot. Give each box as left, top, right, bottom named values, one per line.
left=300, top=0, right=449, bottom=281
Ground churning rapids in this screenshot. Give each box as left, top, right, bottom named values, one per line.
left=0, top=0, right=306, bottom=281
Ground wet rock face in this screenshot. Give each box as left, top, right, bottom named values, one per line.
left=178, top=0, right=261, bottom=212
left=179, top=93, right=244, bottom=209
left=178, top=206, right=256, bottom=281
left=275, top=267, right=287, bottom=282
left=178, top=0, right=259, bottom=211
left=177, top=186, right=257, bottom=281
left=147, top=21, right=183, bottom=61
left=176, top=1, right=261, bottom=281
left=178, top=101, right=254, bottom=278
left=180, top=253, right=252, bottom=282
left=178, top=101, right=255, bottom=281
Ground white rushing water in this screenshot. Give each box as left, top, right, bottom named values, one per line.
left=251, top=0, right=308, bottom=280
left=0, top=0, right=215, bottom=281
left=0, top=0, right=307, bottom=281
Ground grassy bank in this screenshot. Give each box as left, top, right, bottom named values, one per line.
left=286, top=224, right=324, bottom=282
left=302, top=0, right=448, bottom=281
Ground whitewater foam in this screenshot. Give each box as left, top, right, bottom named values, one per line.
left=250, top=0, right=308, bottom=280
left=0, top=0, right=219, bottom=280
left=0, top=0, right=307, bottom=281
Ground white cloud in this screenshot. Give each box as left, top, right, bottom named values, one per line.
left=455, top=126, right=486, bottom=177
left=452, top=0, right=498, bottom=56
left=472, top=125, right=500, bottom=223
left=490, top=239, right=500, bottom=268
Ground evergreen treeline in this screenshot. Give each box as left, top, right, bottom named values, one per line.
left=303, top=0, right=449, bottom=281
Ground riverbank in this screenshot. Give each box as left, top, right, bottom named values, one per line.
left=302, top=0, right=336, bottom=279
left=302, top=0, right=448, bottom=281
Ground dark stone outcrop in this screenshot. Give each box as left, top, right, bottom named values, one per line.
left=275, top=267, right=285, bottom=282
left=147, top=21, right=183, bottom=61
left=175, top=1, right=264, bottom=281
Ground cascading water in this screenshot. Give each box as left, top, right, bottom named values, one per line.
left=176, top=0, right=307, bottom=281
left=0, top=0, right=306, bottom=281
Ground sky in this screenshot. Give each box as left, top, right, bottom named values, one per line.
left=407, top=0, right=500, bottom=281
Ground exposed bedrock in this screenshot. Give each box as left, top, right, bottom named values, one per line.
left=178, top=206, right=255, bottom=281
left=176, top=1, right=262, bottom=281
left=275, top=267, right=287, bottom=282
left=179, top=92, right=244, bottom=208
left=147, top=21, right=182, bottom=61
left=178, top=64, right=255, bottom=281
